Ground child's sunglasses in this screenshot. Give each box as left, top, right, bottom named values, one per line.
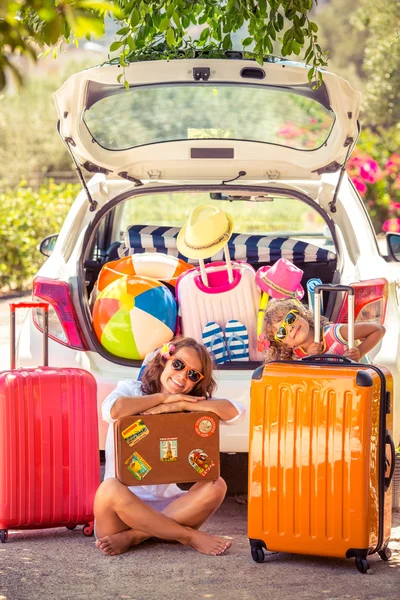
left=169, top=357, right=204, bottom=383
left=274, top=310, right=299, bottom=343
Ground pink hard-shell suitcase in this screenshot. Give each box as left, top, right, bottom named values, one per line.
left=0, top=302, right=100, bottom=542
left=176, top=261, right=262, bottom=361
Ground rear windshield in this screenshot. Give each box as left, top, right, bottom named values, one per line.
left=116, top=192, right=333, bottom=250
left=84, top=83, right=334, bottom=152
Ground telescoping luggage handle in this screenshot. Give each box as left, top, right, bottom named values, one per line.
left=314, top=284, right=354, bottom=350
left=9, top=302, right=49, bottom=370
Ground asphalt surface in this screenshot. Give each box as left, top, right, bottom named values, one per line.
left=1, top=294, right=400, bottom=599
left=0, top=504, right=399, bottom=600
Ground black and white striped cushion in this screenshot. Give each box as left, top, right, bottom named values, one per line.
left=119, top=224, right=336, bottom=264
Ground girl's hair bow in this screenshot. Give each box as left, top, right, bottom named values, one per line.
left=258, top=334, right=271, bottom=352
left=159, top=343, right=176, bottom=359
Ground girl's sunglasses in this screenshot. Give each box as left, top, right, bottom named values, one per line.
left=274, top=310, right=299, bottom=343
left=169, top=358, right=204, bottom=383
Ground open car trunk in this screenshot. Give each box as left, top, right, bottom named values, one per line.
left=78, top=184, right=338, bottom=368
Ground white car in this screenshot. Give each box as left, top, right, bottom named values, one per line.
left=17, top=56, right=400, bottom=452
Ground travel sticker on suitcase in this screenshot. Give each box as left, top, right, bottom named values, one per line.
left=122, top=419, right=150, bottom=447
left=188, top=449, right=215, bottom=477
left=160, top=437, right=178, bottom=462
left=125, top=452, right=152, bottom=480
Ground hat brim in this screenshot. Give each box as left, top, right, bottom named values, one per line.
left=256, top=265, right=305, bottom=300
left=176, top=212, right=234, bottom=259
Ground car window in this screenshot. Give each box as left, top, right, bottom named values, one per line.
left=84, top=83, right=334, bottom=151
left=117, top=192, right=332, bottom=250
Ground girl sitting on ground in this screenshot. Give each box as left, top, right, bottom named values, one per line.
left=259, top=299, right=385, bottom=362
left=94, top=336, right=244, bottom=557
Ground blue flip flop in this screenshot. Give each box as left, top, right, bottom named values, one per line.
left=202, top=322, right=229, bottom=365
left=225, top=320, right=249, bottom=361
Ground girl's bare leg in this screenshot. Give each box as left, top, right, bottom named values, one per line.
left=94, top=478, right=231, bottom=557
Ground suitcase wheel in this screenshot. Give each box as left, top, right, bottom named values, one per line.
left=0, top=530, right=8, bottom=543
left=83, top=522, right=95, bottom=537
left=378, top=547, right=392, bottom=562
left=355, top=558, right=370, bottom=574
left=251, top=547, right=265, bottom=563
left=66, top=525, right=77, bottom=531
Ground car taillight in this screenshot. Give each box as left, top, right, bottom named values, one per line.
left=32, top=277, right=86, bottom=350
left=336, top=278, right=388, bottom=325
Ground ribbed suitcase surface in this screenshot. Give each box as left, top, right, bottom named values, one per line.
left=248, top=362, right=393, bottom=560
left=0, top=366, right=99, bottom=534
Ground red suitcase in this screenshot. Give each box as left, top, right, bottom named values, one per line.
left=0, top=302, right=100, bottom=542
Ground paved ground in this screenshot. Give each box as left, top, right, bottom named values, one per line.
left=0, top=503, right=399, bottom=600
left=1, top=294, right=399, bottom=599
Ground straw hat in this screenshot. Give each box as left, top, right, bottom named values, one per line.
left=177, top=205, right=234, bottom=259
left=256, top=258, right=304, bottom=300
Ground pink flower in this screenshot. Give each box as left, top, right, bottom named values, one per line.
left=385, top=153, right=400, bottom=175
left=382, top=218, right=400, bottom=233
left=390, top=200, right=400, bottom=210
left=352, top=177, right=367, bottom=194
left=359, top=158, right=383, bottom=183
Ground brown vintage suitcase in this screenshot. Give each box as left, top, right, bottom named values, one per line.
left=114, top=412, right=220, bottom=486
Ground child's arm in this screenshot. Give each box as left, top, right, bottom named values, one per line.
left=143, top=399, right=240, bottom=422
left=339, top=323, right=386, bottom=360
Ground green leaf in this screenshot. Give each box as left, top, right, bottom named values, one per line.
left=167, top=4, right=175, bottom=19
left=130, top=9, right=140, bottom=27
left=166, top=26, right=175, bottom=47
left=117, top=73, right=124, bottom=83
left=277, top=13, right=284, bottom=30
left=173, top=12, right=181, bottom=29
left=110, top=40, right=123, bottom=52
left=199, top=13, right=208, bottom=25
left=159, top=16, right=169, bottom=32
left=292, top=40, right=301, bottom=55
left=222, top=33, right=231, bottom=50
left=242, top=37, right=252, bottom=47
left=116, top=27, right=130, bottom=36
left=127, top=36, right=136, bottom=51
left=200, top=27, right=210, bottom=41
left=310, top=22, right=318, bottom=33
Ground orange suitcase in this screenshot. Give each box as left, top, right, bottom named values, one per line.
left=248, top=285, right=396, bottom=573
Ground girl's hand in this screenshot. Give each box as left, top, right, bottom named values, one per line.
left=307, top=342, right=323, bottom=356
left=143, top=402, right=186, bottom=415
left=162, top=393, right=205, bottom=405
left=344, top=347, right=361, bottom=362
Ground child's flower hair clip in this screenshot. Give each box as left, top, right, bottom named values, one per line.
left=160, top=343, right=176, bottom=359
left=258, top=334, right=271, bottom=352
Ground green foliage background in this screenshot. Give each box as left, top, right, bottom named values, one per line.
left=0, top=181, right=78, bottom=290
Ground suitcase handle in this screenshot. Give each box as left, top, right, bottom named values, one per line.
left=300, top=353, right=353, bottom=364
left=314, top=284, right=354, bottom=349
left=9, top=301, right=49, bottom=369
left=384, top=430, right=396, bottom=492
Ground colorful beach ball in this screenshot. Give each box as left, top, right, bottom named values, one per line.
left=93, top=275, right=177, bottom=360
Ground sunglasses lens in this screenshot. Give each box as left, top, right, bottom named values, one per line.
left=171, top=358, right=185, bottom=371
left=285, top=312, right=297, bottom=325
left=188, top=370, right=201, bottom=383
left=276, top=326, right=287, bottom=341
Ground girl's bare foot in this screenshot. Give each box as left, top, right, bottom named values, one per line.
left=187, top=529, right=232, bottom=556
left=95, top=529, right=148, bottom=556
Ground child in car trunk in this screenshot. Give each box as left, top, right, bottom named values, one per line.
left=94, top=336, right=244, bottom=557
left=259, top=298, right=385, bottom=362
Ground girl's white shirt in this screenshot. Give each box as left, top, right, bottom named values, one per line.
left=102, top=379, right=245, bottom=505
